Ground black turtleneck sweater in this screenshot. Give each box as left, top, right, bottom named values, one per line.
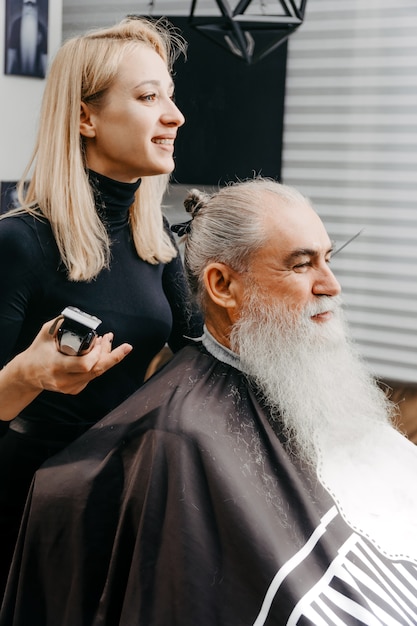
left=0, top=171, right=201, bottom=432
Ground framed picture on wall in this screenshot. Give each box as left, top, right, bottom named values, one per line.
left=4, top=0, right=49, bottom=78
left=0, top=181, right=20, bottom=214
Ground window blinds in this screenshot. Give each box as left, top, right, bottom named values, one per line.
left=282, top=0, right=417, bottom=382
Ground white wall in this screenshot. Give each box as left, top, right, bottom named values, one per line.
left=0, top=0, right=63, bottom=181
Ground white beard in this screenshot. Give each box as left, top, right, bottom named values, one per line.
left=229, top=288, right=417, bottom=563
left=20, top=6, right=39, bottom=74
left=230, top=290, right=396, bottom=467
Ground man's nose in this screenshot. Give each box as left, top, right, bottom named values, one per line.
left=313, top=265, right=341, bottom=297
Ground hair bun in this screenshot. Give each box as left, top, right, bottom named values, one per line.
left=183, top=188, right=208, bottom=217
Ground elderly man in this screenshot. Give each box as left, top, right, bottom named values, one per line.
left=6, top=0, right=48, bottom=78
left=2, top=179, right=417, bottom=626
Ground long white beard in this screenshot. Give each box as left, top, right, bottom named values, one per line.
left=229, top=289, right=417, bottom=563
left=20, top=7, right=39, bottom=74
left=230, top=291, right=396, bottom=467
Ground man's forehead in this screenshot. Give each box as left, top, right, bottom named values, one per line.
left=261, top=191, right=310, bottom=216
left=261, top=195, right=320, bottom=230
left=260, top=196, right=331, bottom=253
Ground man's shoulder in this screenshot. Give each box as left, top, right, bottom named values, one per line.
left=149, top=342, right=251, bottom=404
left=40, top=343, right=258, bottom=481
left=77, top=343, right=256, bottom=453
left=134, top=343, right=253, bottom=426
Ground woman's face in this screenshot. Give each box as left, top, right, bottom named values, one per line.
left=80, top=44, right=185, bottom=183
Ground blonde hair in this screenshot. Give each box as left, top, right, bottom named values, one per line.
left=5, top=17, right=186, bottom=281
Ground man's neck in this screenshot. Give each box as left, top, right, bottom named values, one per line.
left=202, top=326, right=242, bottom=371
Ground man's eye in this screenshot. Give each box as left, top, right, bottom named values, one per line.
left=293, top=261, right=311, bottom=270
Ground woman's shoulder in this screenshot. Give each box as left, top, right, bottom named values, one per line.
left=0, top=212, right=55, bottom=260
left=0, top=210, right=50, bottom=233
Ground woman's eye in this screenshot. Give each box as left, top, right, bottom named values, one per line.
left=141, top=93, right=157, bottom=102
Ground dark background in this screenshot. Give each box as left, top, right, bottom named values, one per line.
left=0, top=181, right=18, bottom=214
left=166, top=16, right=288, bottom=186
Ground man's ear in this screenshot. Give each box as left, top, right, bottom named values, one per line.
left=203, top=262, right=242, bottom=312
left=80, top=102, right=96, bottom=138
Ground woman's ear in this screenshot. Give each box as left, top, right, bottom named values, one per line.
left=203, top=262, right=243, bottom=312
left=80, top=102, right=96, bottom=138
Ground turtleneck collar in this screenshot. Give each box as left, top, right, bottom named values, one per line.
left=88, top=169, right=141, bottom=228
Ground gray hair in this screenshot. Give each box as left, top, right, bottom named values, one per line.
left=182, top=178, right=311, bottom=309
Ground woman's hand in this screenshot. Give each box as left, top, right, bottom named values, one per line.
left=34, top=318, right=133, bottom=394
left=0, top=317, right=133, bottom=421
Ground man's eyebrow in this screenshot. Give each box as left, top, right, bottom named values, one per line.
left=283, top=245, right=334, bottom=265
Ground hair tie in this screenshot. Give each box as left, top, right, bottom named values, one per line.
left=171, top=220, right=193, bottom=237
left=171, top=191, right=205, bottom=237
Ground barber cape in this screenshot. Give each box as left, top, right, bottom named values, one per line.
left=2, top=339, right=417, bottom=626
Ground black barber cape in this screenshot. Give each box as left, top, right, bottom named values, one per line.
left=2, top=342, right=417, bottom=625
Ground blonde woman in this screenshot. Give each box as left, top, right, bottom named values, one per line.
left=0, top=16, right=201, bottom=596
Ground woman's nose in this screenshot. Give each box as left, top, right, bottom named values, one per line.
left=162, top=99, right=185, bottom=127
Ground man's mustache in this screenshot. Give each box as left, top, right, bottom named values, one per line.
left=303, top=295, right=343, bottom=318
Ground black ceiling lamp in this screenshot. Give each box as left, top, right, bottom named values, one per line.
left=188, top=0, right=307, bottom=64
